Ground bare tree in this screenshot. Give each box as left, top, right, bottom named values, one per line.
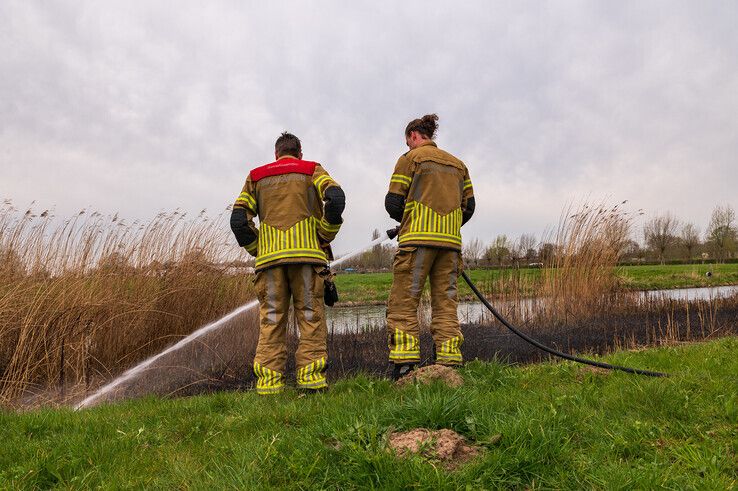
left=643, top=213, right=679, bottom=264
left=462, top=237, right=484, bottom=268
left=706, top=204, right=737, bottom=262
left=680, top=223, right=701, bottom=261
left=518, top=233, right=537, bottom=263
left=621, top=240, right=643, bottom=263
left=485, top=234, right=511, bottom=266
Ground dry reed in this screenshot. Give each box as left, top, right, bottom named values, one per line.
left=539, top=200, right=637, bottom=320
left=0, top=201, right=255, bottom=403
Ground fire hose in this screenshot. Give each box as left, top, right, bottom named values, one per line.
left=387, top=227, right=668, bottom=377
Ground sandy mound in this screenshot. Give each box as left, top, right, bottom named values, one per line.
left=396, top=364, right=464, bottom=387
left=388, top=428, right=480, bottom=469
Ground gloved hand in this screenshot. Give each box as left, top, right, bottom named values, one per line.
left=319, top=267, right=339, bottom=307
left=387, top=226, right=400, bottom=240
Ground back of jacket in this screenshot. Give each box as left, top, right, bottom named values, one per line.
left=386, top=141, right=474, bottom=251
left=231, top=157, right=344, bottom=271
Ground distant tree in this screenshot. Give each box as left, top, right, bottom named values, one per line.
left=621, top=240, right=643, bottom=263
left=680, top=223, right=701, bottom=261
left=706, top=205, right=737, bottom=262
left=644, top=213, right=679, bottom=264
left=485, top=235, right=511, bottom=266
left=463, top=238, right=484, bottom=268
left=369, top=229, right=386, bottom=269
left=518, top=234, right=537, bottom=264
left=538, top=242, right=556, bottom=265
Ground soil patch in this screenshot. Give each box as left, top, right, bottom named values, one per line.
left=396, top=364, right=464, bottom=388
left=388, top=428, right=480, bottom=469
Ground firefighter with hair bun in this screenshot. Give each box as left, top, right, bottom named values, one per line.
left=230, top=132, right=345, bottom=394
left=384, top=114, right=475, bottom=379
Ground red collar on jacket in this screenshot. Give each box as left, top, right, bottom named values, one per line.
left=250, top=157, right=317, bottom=182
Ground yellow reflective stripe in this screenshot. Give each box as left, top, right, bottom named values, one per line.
left=297, top=358, right=327, bottom=388
left=320, top=218, right=341, bottom=232
left=313, top=174, right=332, bottom=187
left=255, top=249, right=327, bottom=267
left=257, top=217, right=324, bottom=259
left=391, top=173, right=412, bottom=185
left=244, top=240, right=258, bottom=255
left=391, top=329, right=419, bottom=360
left=437, top=335, right=463, bottom=360
left=236, top=192, right=257, bottom=210
left=399, top=233, right=462, bottom=246
left=254, top=362, right=285, bottom=393
left=404, top=203, right=462, bottom=245
left=313, top=175, right=336, bottom=199
left=463, top=183, right=473, bottom=191
left=390, top=178, right=411, bottom=186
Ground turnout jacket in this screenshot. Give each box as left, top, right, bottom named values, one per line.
left=385, top=141, right=474, bottom=251
left=230, top=155, right=345, bottom=271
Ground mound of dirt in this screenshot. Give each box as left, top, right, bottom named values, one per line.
left=396, top=364, right=464, bottom=387
left=388, top=428, right=480, bottom=469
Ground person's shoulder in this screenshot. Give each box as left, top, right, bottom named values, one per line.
left=249, top=159, right=317, bottom=181
left=411, top=144, right=465, bottom=168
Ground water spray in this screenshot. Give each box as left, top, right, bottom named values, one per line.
left=75, top=232, right=390, bottom=410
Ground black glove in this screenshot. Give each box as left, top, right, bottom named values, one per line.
left=387, top=226, right=401, bottom=240
left=319, top=267, right=339, bottom=307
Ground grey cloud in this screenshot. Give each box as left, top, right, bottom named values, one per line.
left=1, top=0, right=736, bottom=253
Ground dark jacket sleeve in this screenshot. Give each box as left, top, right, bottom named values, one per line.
left=462, top=196, right=475, bottom=225
left=323, top=186, right=345, bottom=224
left=385, top=192, right=405, bottom=222
left=230, top=208, right=257, bottom=247
left=230, top=177, right=259, bottom=256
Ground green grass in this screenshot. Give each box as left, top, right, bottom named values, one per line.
left=335, top=263, right=738, bottom=304
left=616, top=263, right=738, bottom=290
left=2, top=337, right=738, bottom=489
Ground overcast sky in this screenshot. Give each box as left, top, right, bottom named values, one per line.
left=1, top=1, right=737, bottom=253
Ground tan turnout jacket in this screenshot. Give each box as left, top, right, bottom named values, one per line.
left=387, top=141, right=474, bottom=251
left=232, top=156, right=343, bottom=271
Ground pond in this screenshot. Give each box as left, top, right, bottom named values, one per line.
left=326, top=285, right=738, bottom=333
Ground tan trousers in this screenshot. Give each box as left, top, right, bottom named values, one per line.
left=253, top=264, right=327, bottom=394
left=387, top=246, right=464, bottom=365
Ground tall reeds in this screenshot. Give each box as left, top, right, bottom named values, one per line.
left=0, top=202, right=255, bottom=403
left=539, top=200, right=637, bottom=320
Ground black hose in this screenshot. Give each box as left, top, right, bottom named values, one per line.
left=461, top=270, right=668, bottom=377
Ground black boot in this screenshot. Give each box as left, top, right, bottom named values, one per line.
left=392, top=363, right=416, bottom=381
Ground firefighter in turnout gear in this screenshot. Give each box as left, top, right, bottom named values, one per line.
left=230, top=132, right=345, bottom=394
left=385, top=114, right=475, bottom=379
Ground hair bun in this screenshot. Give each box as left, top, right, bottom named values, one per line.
left=405, top=113, right=439, bottom=139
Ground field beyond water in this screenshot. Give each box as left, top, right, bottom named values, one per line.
left=2, top=337, right=737, bottom=489
left=334, top=263, right=738, bottom=304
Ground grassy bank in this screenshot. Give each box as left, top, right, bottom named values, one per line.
left=2, top=337, right=737, bottom=489
left=334, top=263, right=738, bottom=304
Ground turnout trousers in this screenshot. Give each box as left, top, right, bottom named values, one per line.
left=253, top=264, right=328, bottom=394
left=386, top=246, right=464, bottom=365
